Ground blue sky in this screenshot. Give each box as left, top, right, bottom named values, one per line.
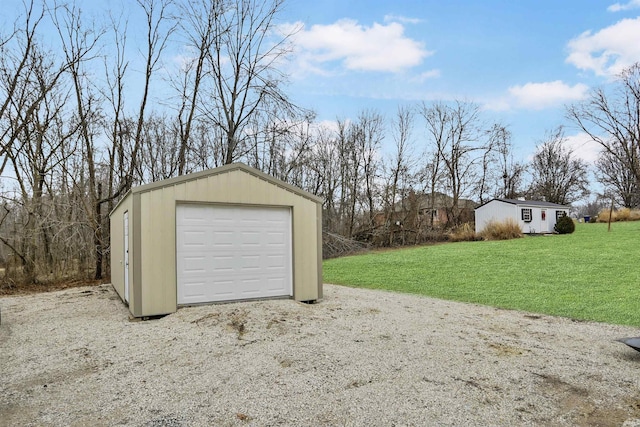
left=5, top=0, right=640, bottom=166
left=278, top=0, right=640, bottom=162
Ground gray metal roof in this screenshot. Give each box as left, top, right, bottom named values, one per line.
left=476, top=198, right=569, bottom=210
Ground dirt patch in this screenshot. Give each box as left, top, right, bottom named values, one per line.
left=0, top=278, right=106, bottom=296
left=2, top=283, right=640, bottom=426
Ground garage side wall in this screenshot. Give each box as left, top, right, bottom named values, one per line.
left=110, top=194, right=132, bottom=304
left=136, top=169, right=321, bottom=317
left=475, top=201, right=516, bottom=233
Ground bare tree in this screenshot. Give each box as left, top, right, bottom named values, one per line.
left=51, top=3, right=110, bottom=279
left=421, top=100, right=486, bottom=226
left=596, top=145, right=639, bottom=208
left=383, top=105, right=415, bottom=244
left=473, top=124, right=525, bottom=201
left=567, top=63, right=640, bottom=189
left=3, top=45, right=78, bottom=282
left=309, top=124, right=341, bottom=232
left=137, top=114, right=181, bottom=181
left=337, top=119, right=360, bottom=237
left=0, top=1, right=67, bottom=176
left=493, top=125, right=525, bottom=199
left=173, top=0, right=220, bottom=175
left=528, top=127, right=590, bottom=205
left=355, top=110, right=384, bottom=230
left=102, top=13, right=131, bottom=206
left=268, top=112, right=316, bottom=187
left=201, top=0, right=298, bottom=164
left=475, top=124, right=502, bottom=205
left=0, top=0, right=95, bottom=283
left=127, top=0, right=176, bottom=190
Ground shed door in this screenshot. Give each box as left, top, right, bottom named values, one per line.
left=124, top=211, right=129, bottom=303
left=176, top=204, right=292, bottom=305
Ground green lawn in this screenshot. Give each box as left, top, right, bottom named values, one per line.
left=323, top=221, right=640, bottom=326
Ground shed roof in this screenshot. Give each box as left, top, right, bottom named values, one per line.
left=110, top=163, right=323, bottom=216
left=476, top=198, right=569, bottom=210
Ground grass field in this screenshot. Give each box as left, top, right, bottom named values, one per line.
left=323, top=221, right=640, bottom=327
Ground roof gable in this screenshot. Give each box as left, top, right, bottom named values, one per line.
left=111, top=163, right=322, bottom=215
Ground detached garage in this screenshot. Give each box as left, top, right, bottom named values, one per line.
left=110, top=163, right=323, bottom=318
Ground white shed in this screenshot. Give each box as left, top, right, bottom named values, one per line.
left=475, top=198, right=569, bottom=234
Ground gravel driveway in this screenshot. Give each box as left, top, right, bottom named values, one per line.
left=2, top=283, right=640, bottom=426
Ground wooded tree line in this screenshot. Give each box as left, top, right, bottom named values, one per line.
left=0, top=0, right=638, bottom=284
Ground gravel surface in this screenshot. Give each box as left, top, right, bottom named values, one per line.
left=2, top=283, right=640, bottom=426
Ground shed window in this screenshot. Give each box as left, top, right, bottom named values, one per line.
left=556, top=210, right=566, bottom=220
left=521, top=208, right=532, bottom=222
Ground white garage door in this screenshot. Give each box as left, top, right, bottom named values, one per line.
left=176, top=204, right=292, bottom=304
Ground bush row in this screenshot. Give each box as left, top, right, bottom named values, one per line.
left=595, top=208, right=640, bottom=223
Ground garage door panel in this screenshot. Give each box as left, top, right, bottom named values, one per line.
left=181, top=281, right=206, bottom=301
left=266, top=277, right=287, bottom=291
left=182, top=230, right=207, bottom=247
left=240, top=278, right=261, bottom=293
left=183, top=256, right=207, bottom=273
left=240, top=231, right=260, bottom=246
left=180, top=205, right=210, bottom=224
left=266, top=253, right=285, bottom=267
left=240, top=217, right=260, bottom=225
left=212, top=254, right=234, bottom=272
left=266, top=231, right=285, bottom=244
left=212, top=230, right=234, bottom=246
left=240, top=255, right=261, bottom=271
left=177, top=204, right=292, bottom=304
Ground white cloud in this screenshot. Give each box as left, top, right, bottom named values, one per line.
left=608, top=0, right=640, bottom=12
left=566, top=17, right=640, bottom=76
left=563, top=132, right=602, bottom=164
left=313, top=119, right=343, bottom=135
left=288, top=19, right=432, bottom=74
left=383, top=14, right=423, bottom=25
left=411, top=69, right=441, bottom=83
left=482, top=98, right=512, bottom=112
left=508, top=81, right=589, bottom=110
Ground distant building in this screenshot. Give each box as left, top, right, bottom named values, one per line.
left=376, top=191, right=477, bottom=230
left=475, top=198, right=570, bottom=234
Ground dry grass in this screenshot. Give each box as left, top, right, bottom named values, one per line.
left=448, top=223, right=479, bottom=242
left=478, top=218, right=523, bottom=241
left=596, top=208, right=640, bottom=223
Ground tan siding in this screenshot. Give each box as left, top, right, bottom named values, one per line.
left=290, top=201, right=320, bottom=301
left=111, top=164, right=322, bottom=317
left=131, top=194, right=142, bottom=316
left=109, top=196, right=131, bottom=301
left=316, top=202, right=323, bottom=299
left=139, top=188, right=177, bottom=316
left=228, top=171, right=244, bottom=202
left=216, top=172, right=229, bottom=200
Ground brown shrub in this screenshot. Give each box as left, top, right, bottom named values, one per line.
left=596, top=208, right=640, bottom=223
left=597, top=209, right=612, bottom=222
left=617, top=208, right=631, bottom=221
left=448, top=223, right=480, bottom=242
left=479, top=218, right=523, bottom=241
